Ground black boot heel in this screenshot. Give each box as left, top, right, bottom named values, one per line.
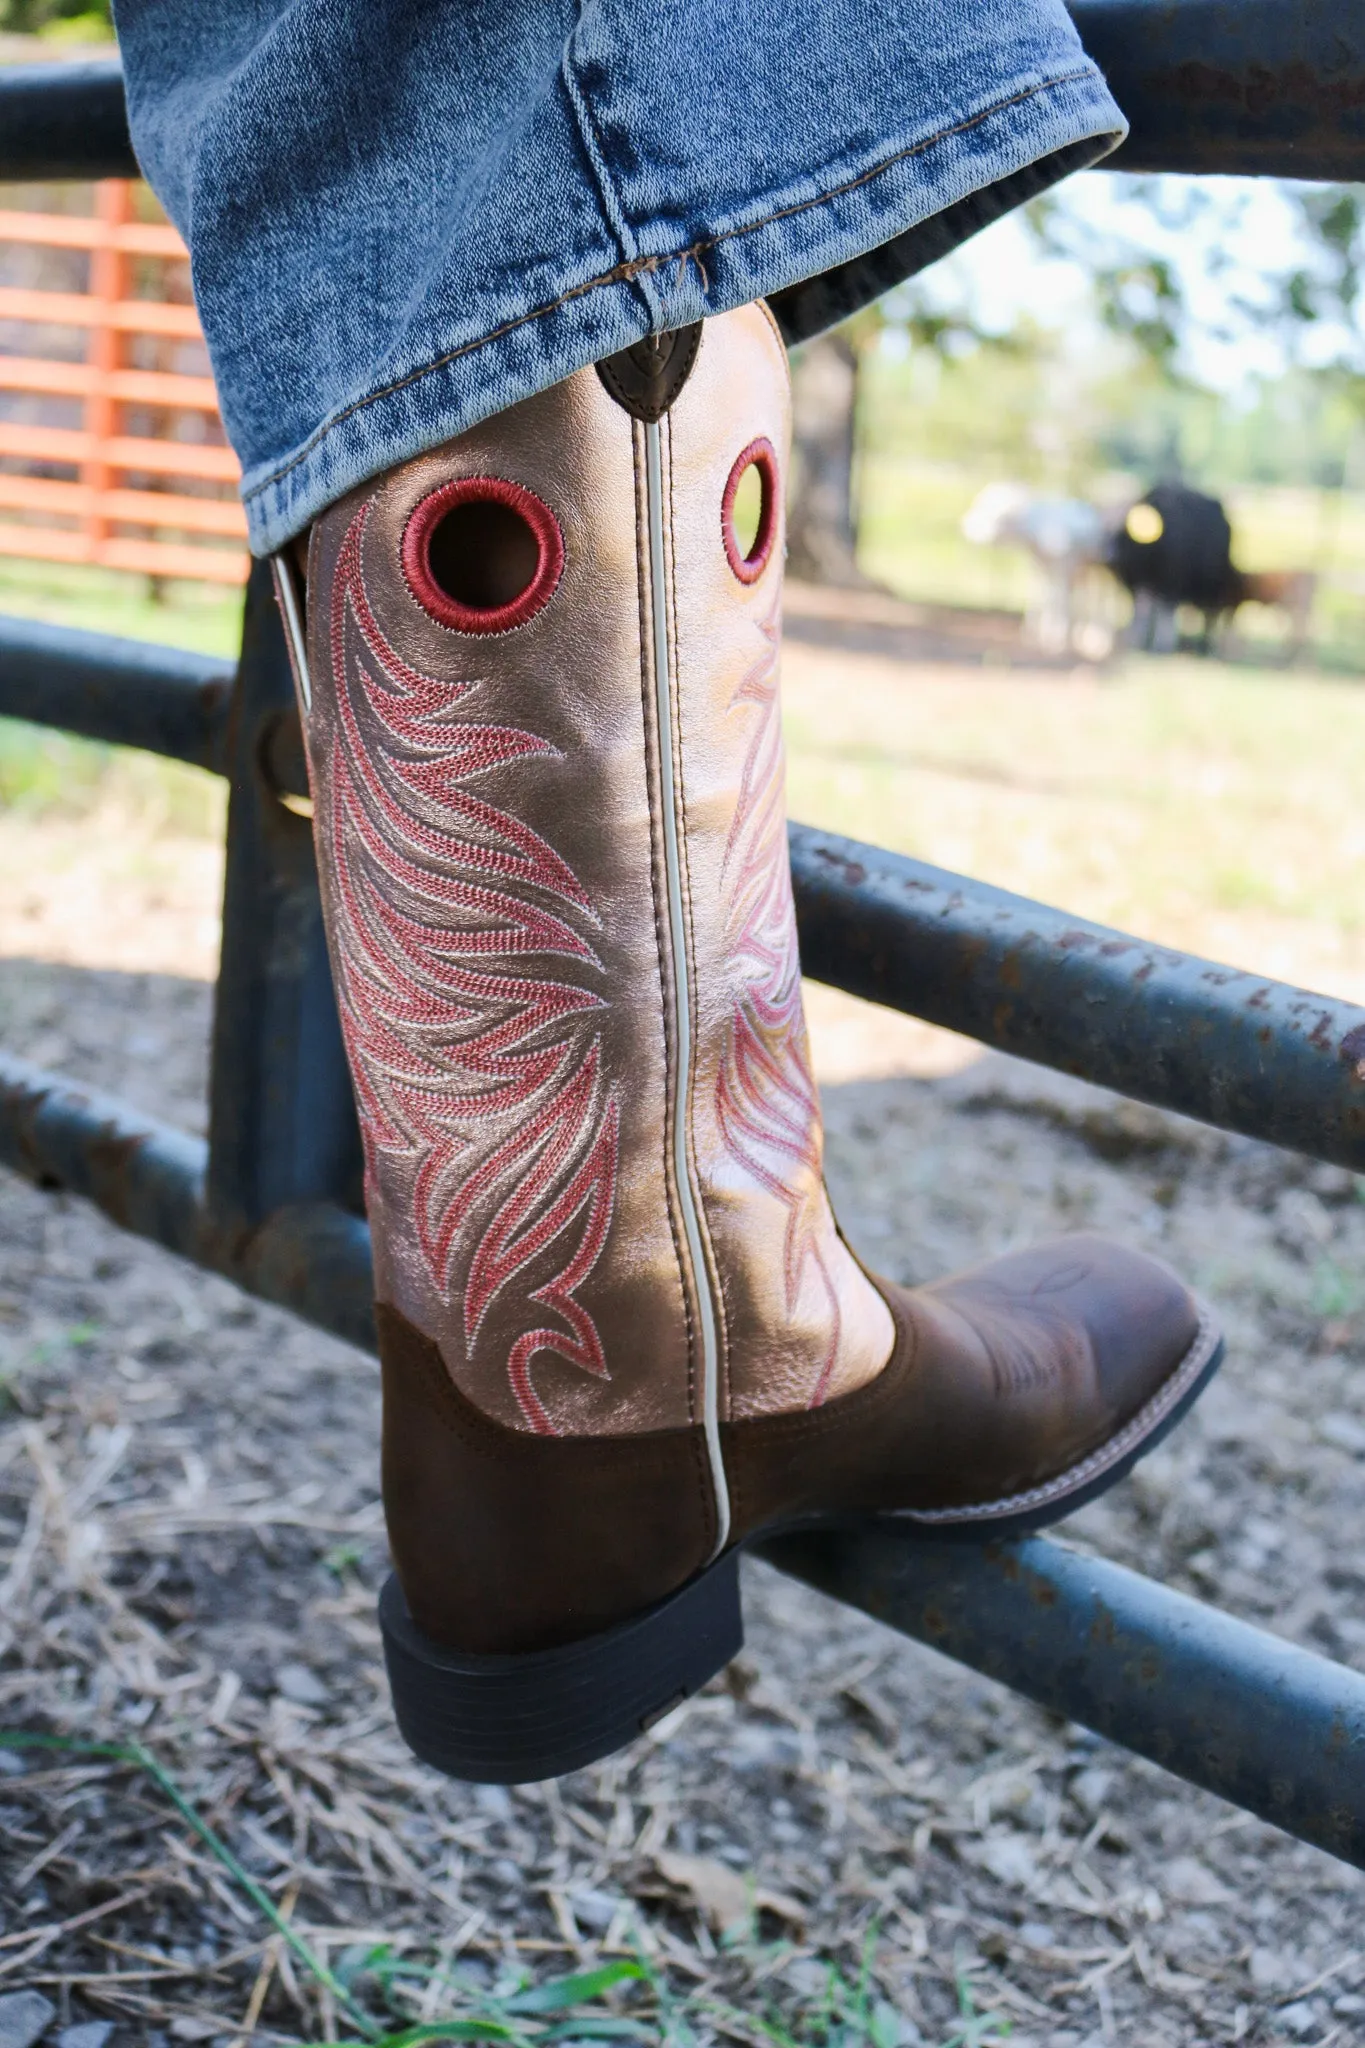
left=378, top=1552, right=744, bottom=1783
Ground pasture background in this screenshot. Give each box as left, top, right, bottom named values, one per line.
left=3, top=334, right=1365, bottom=2045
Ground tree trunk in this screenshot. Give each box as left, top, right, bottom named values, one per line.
left=786, top=331, right=866, bottom=586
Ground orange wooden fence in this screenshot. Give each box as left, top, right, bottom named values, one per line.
left=0, top=180, right=247, bottom=585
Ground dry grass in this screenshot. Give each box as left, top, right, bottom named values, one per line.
left=3, top=620, right=1365, bottom=2046
left=784, top=633, right=1365, bottom=1008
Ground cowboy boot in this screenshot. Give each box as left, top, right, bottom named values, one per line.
left=275, top=303, right=1222, bottom=1783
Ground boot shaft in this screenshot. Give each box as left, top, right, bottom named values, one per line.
left=283, top=308, right=1220, bottom=1701
left=301, top=304, right=891, bottom=1476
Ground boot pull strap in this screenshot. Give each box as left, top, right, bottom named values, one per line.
left=596, top=322, right=703, bottom=422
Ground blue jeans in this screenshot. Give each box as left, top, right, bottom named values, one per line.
left=111, top=1, right=1123, bottom=555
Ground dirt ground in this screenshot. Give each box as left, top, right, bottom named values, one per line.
left=3, top=722, right=1365, bottom=2046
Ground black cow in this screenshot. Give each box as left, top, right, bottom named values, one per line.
left=1105, top=481, right=1243, bottom=653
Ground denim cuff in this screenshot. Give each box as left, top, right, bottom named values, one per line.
left=115, top=1, right=1124, bottom=553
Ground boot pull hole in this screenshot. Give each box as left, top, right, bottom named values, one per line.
left=722, top=438, right=778, bottom=585
left=402, top=476, right=564, bottom=633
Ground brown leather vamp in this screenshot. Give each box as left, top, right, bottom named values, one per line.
left=379, top=1229, right=1204, bottom=1654
left=379, top=1303, right=716, bottom=1654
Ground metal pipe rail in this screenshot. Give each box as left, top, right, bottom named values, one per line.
left=4, top=595, right=1365, bottom=1870
left=0, top=1051, right=374, bottom=1350
left=759, top=1529, right=1365, bottom=1870
left=1071, top=0, right=1365, bottom=179
left=2, top=8, right=1363, bottom=184
left=0, top=57, right=134, bottom=181
left=0, top=615, right=233, bottom=773
left=790, top=825, right=1365, bottom=1171
left=3, top=1037, right=1364, bottom=1872
left=4, top=22, right=1365, bottom=1874
left=7, top=612, right=1365, bottom=1172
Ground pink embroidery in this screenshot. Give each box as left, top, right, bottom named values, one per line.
left=715, top=599, right=841, bottom=1405
left=325, top=500, right=617, bottom=1433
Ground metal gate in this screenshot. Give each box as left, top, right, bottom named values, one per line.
left=2, top=3, right=1365, bottom=1866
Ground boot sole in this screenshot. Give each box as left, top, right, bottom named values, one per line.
left=380, top=1306, right=1223, bottom=1782
left=379, top=1551, right=743, bottom=1784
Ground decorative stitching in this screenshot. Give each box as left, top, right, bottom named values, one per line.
left=244, top=68, right=1098, bottom=507
left=720, top=437, right=779, bottom=583
left=326, top=501, right=619, bottom=1435
left=728, top=1292, right=915, bottom=1446
left=596, top=323, right=704, bottom=422
left=662, top=414, right=732, bottom=1424
left=395, top=1305, right=706, bottom=1475
left=645, top=416, right=718, bottom=1551
left=905, top=1305, right=1222, bottom=1523
left=400, top=474, right=564, bottom=634
left=560, top=18, right=663, bottom=327
left=713, top=589, right=847, bottom=1409
left=633, top=420, right=699, bottom=1434
left=753, top=296, right=787, bottom=355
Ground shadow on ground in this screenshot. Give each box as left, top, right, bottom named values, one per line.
left=2, top=960, right=1364, bottom=2046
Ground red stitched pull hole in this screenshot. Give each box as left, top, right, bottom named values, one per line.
left=402, top=476, right=564, bottom=633
left=722, top=438, right=778, bottom=584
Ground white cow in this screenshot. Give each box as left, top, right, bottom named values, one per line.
left=962, top=483, right=1113, bottom=659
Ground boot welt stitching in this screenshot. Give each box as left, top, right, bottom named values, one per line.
left=902, top=1301, right=1222, bottom=1525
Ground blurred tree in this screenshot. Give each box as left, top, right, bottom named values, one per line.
left=1024, top=180, right=1187, bottom=373
left=789, top=301, right=1014, bottom=586
left=0, top=0, right=112, bottom=33
left=1025, top=177, right=1364, bottom=408
left=790, top=174, right=1365, bottom=588
left=787, top=332, right=862, bottom=584
left=1274, top=186, right=1365, bottom=483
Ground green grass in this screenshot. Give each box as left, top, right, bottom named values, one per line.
left=857, top=459, right=1365, bottom=665
left=0, top=714, right=224, bottom=834
left=0, top=543, right=1361, bottom=1001
left=781, top=639, right=1365, bottom=999
left=0, top=1730, right=977, bottom=2048
left=0, top=555, right=243, bottom=658
left=0, top=559, right=237, bottom=831
left=852, top=346, right=1365, bottom=670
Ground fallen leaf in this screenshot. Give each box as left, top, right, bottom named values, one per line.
left=654, top=1851, right=805, bottom=1934
left=655, top=1851, right=750, bottom=1932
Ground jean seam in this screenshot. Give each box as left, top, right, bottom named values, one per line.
left=560, top=14, right=665, bottom=327
left=243, top=65, right=1100, bottom=507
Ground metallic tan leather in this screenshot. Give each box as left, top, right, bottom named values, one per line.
left=304, top=374, right=698, bottom=1438
left=300, top=302, right=891, bottom=1441
left=661, top=304, right=894, bottom=1417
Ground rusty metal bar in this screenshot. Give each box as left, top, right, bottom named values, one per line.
left=0, top=59, right=136, bottom=183
left=6, top=613, right=1365, bottom=1865
left=1070, top=0, right=1365, bottom=181
left=4, top=1036, right=1365, bottom=1873
left=3, top=15, right=1364, bottom=187
left=789, top=823, right=1365, bottom=1173
left=0, top=1049, right=374, bottom=1350
left=205, top=564, right=364, bottom=1228
left=3, top=1032, right=1365, bottom=1870
left=4, top=619, right=1364, bottom=1173
left=760, top=1526, right=1365, bottom=1870
left=0, top=614, right=233, bottom=774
